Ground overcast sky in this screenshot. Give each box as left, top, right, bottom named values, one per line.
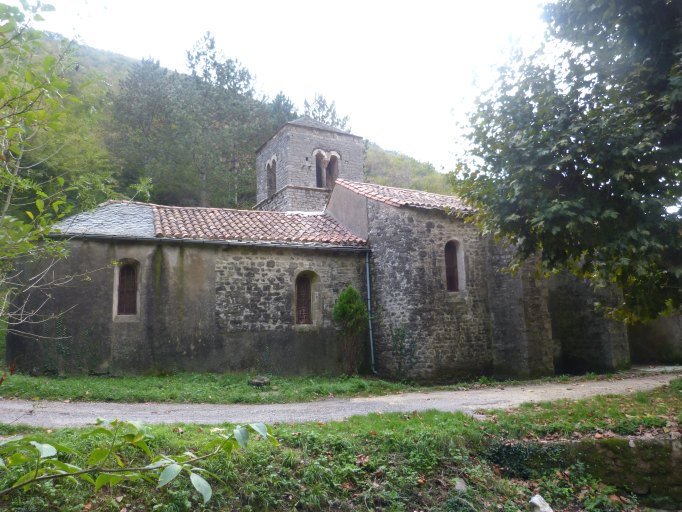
left=32, top=0, right=547, bottom=171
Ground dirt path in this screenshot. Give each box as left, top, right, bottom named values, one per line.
left=1, top=369, right=680, bottom=428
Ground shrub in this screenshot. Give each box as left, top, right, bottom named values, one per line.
left=332, top=286, right=368, bottom=375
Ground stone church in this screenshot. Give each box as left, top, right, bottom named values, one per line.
left=9, top=116, right=670, bottom=381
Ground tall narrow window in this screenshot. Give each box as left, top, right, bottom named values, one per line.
left=296, top=274, right=312, bottom=324
left=117, top=263, right=138, bottom=315
left=445, top=241, right=460, bottom=292
left=266, top=160, right=276, bottom=197
left=325, top=155, right=339, bottom=189
left=315, top=153, right=325, bottom=188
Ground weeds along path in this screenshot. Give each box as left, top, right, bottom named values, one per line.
left=0, top=370, right=680, bottom=428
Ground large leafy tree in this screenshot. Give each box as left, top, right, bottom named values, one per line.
left=0, top=2, right=112, bottom=327
left=454, top=0, right=682, bottom=320
left=107, top=34, right=297, bottom=208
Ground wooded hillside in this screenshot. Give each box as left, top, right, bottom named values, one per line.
left=22, top=31, right=452, bottom=212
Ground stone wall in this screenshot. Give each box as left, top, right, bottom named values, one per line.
left=7, top=240, right=366, bottom=375
left=548, top=273, right=630, bottom=373
left=367, top=202, right=494, bottom=381
left=629, top=315, right=682, bottom=364
left=255, top=185, right=330, bottom=212
left=256, top=124, right=364, bottom=206
left=486, top=242, right=555, bottom=378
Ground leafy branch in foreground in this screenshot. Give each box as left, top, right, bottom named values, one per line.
left=0, top=418, right=278, bottom=504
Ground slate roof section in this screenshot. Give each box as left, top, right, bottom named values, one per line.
left=53, top=201, right=156, bottom=238
left=53, top=201, right=367, bottom=248
left=335, top=179, right=473, bottom=214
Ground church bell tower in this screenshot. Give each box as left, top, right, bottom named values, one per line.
left=255, top=116, right=364, bottom=212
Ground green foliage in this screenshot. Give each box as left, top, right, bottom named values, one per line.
left=0, top=2, right=107, bottom=328
left=105, top=33, right=297, bottom=208
left=1, top=408, right=652, bottom=511
left=303, top=93, right=350, bottom=130
left=333, top=286, right=368, bottom=374
left=537, top=463, right=628, bottom=511
left=489, top=379, right=682, bottom=439
left=4, top=377, right=679, bottom=509
left=454, top=0, right=682, bottom=321
left=365, top=141, right=451, bottom=193
left=0, top=372, right=417, bottom=403
left=0, top=418, right=277, bottom=504
left=332, top=286, right=368, bottom=340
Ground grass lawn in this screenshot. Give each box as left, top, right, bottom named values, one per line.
left=1, top=378, right=680, bottom=511
left=0, top=365, right=646, bottom=405
left=0, top=372, right=422, bottom=403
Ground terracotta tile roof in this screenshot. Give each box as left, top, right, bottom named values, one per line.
left=152, top=204, right=366, bottom=247
left=335, top=179, right=473, bottom=214
left=54, top=201, right=366, bottom=248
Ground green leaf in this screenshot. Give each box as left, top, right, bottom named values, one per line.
left=35, top=199, right=44, bottom=213
left=190, top=472, right=212, bottom=503
left=83, top=427, right=114, bottom=438
left=29, top=441, right=56, bottom=459
left=249, top=422, right=269, bottom=438
left=87, top=447, right=109, bottom=466
left=79, top=473, right=96, bottom=485
left=43, top=459, right=82, bottom=474
left=42, top=55, right=56, bottom=73
left=12, top=470, right=41, bottom=490
left=158, top=463, right=182, bottom=487
left=233, top=426, right=249, bottom=448
left=108, top=474, right=125, bottom=487
left=133, top=440, right=153, bottom=457
left=94, top=473, right=110, bottom=492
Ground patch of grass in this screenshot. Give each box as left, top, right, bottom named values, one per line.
left=1, top=407, right=645, bottom=511
left=3, top=380, right=678, bottom=509
left=1, top=368, right=671, bottom=405
left=6, top=379, right=678, bottom=510
left=487, top=377, right=682, bottom=439
left=0, top=373, right=419, bottom=404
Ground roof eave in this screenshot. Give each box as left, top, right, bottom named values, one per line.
left=49, top=233, right=369, bottom=252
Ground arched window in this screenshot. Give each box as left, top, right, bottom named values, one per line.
left=295, top=273, right=313, bottom=324
left=444, top=241, right=462, bottom=292
left=266, top=160, right=276, bottom=197
left=117, top=261, right=138, bottom=315
left=315, top=152, right=325, bottom=188
left=325, top=155, right=339, bottom=189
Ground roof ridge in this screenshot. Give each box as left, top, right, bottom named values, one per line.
left=337, top=178, right=459, bottom=199
left=152, top=204, right=331, bottom=217
left=335, top=179, right=472, bottom=213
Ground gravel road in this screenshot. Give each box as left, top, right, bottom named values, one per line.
left=1, top=369, right=679, bottom=428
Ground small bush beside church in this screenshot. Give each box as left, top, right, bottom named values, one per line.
left=333, top=285, right=368, bottom=375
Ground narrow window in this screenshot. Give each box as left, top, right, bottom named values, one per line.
left=445, top=241, right=459, bottom=292
left=325, top=155, right=339, bottom=189
left=267, top=160, right=276, bottom=197
left=296, top=274, right=312, bottom=324
left=315, top=153, right=325, bottom=188
left=118, top=263, right=138, bottom=315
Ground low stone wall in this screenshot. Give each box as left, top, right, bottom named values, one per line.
left=629, top=316, right=682, bottom=364
left=487, top=437, right=682, bottom=509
